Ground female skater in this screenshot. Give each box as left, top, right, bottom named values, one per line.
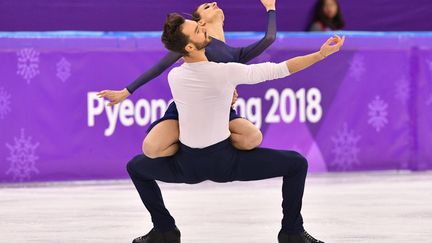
left=98, top=0, right=277, bottom=158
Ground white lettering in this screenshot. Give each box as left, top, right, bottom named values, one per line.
left=87, top=92, right=104, bottom=127
left=246, top=97, right=262, bottom=129
left=135, top=99, right=151, bottom=126
left=119, top=99, right=134, bottom=126
left=151, top=99, right=168, bottom=123
left=104, top=103, right=120, bottom=136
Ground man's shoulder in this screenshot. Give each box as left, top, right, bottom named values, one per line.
left=169, top=61, right=241, bottom=77
left=167, top=66, right=182, bottom=84
left=208, top=61, right=244, bottom=68
left=168, top=65, right=184, bottom=75
left=203, top=62, right=246, bottom=75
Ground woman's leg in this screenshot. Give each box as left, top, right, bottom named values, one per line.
left=143, top=98, right=261, bottom=157
left=229, top=118, right=263, bottom=150
left=142, top=119, right=179, bottom=158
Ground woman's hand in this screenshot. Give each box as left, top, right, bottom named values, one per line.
left=97, top=88, right=131, bottom=106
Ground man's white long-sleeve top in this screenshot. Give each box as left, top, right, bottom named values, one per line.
left=168, top=61, right=290, bottom=148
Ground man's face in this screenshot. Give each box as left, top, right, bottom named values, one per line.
left=181, top=20, right=211, bottom=54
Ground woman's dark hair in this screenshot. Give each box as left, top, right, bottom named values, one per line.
left=192, top=6, right=201, bottom=22
left=306, top=0, right=345, bottom=31
left=161, top=13, right=190, bottom=55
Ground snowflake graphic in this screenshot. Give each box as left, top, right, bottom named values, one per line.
left=56, top=57, right=71, bottom=82
left=395, top=77, right=410, bottom=104
left=5, top=129, right=40, bottom=181
left=368, top=96, right=388, bottom=132
left=330, top=123, right=361, bottom=170
left=0, top=87, right=12, bottom=119
left=16, top=48, right=40, bottom=84
left=349, top=55, right=366, bottom=81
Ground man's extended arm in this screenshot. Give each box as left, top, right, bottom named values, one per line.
left=226, top=36, right=345, bottom=85
left=285, top=36, right=345, bottom=74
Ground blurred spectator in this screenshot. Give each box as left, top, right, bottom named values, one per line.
left=307, top=0, right=345, bottom=31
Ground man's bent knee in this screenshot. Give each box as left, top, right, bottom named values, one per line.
left=296, top=152, right=309, bottom=172
left=126, top=155, right=142, bottom=175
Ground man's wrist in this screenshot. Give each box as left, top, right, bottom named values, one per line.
left=318, top=50, right=327, bottom=60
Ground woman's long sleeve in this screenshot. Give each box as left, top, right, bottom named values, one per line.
left=237, top=10, right=277, bottom=64
left=126, top=51, right=182, bottom=94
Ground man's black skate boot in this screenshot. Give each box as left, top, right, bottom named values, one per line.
left=132, top=227, right=180, bottom=243
left=278, top=229, right=324, bottom=243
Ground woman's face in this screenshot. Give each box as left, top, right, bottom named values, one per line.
left=196, top=2, right=224, bottom=24
left=323, top=0, right=338, bottom=19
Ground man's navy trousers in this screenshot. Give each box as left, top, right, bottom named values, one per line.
left=127, top=138, right=308, bottom=234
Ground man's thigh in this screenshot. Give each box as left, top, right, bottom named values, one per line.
left=232, top=148, right=307, bottom=181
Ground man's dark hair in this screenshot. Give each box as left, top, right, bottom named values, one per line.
left=162, top=13, right=190, bottom=55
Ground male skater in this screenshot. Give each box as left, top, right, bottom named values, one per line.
left=127, top=13, right=345, bottom=243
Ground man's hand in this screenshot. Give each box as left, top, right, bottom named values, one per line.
left=260, top=0, right=276, bottom=11
left=231, top=89, right=239, bottom=107
left=97, top=88, right=130, bottom=106
left=319, top=35, right=345, bottom=59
